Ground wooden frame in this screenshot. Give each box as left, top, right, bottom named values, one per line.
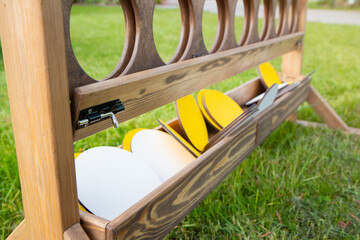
left=0, top=0, right=357, bottom=239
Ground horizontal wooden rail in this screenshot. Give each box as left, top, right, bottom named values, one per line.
left=73, top=32, right=304, bottom=141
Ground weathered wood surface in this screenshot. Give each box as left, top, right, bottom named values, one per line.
left=63, top=223, right=90, bottom=240
left=0, top=0, right=80, bottom=239
left=73, top=32, right=304, bottom=141
left=256, top=76, right=311, bottom=143
left=80, top=211, right=110, bottom=240
left=61, top=0, right=301, bottom=96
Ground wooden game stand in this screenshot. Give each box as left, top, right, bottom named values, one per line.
left=1, top=0, right=358, bottom=239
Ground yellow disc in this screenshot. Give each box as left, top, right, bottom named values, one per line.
left=258, top=62, right=282, bottom=88
left=175, top=95, right=208, bottom=152
left=203, top=90, right=243, bottom=128
left=158, top=119, right=201, bottom=157
left=197, top=90, right=222, bottom=130
left=122, top=128, right=146, bottom=151
left=79, top=202, right=89, bottom=212
left=74, top=153, right=81, bottom=159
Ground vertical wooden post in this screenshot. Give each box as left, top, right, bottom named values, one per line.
left=0, top=0, right=84, bottom=239
left=281, top=0, right=307, bottom=74
left=282, top=0, right=307, bottom=120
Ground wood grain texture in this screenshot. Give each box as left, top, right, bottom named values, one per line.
left=179, top=0, right=209, bottom=60
left=281, top=0, right=307, bottom=75
left=102, top=75, right=312, bottom=240
left=306, top=87, right=349, bottom=131
left=168, top=0, right=191, bottom=63
left=226, top=77, right=266, bottom=106
left=80, top=211, right=110, bottom=240
left=256, top=75, right=311, bottom=142
left=64, top=223, right=90, bottom=240
left=72, top=32, right=304, bottom=141
left=6, top=220, right=26, bottom=240
left=217, top=0, right=238, bottom=51
left=277, top=0, right=291, bottom=36
left=122, top=0, right=165, bottom=75
left=0, top=0, right=80, bottom=239
left=261, top=0, right=278, bottom=40
left=240, top=0, right=261, bottom=45
left=107, top=123, right=257, bottom=239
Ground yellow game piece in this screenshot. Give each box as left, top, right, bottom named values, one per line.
left=202, top=90, right=243, bottom=128
left=158, top=119, right=201, bottom=158
left=122, top=128, right=146, bottom=151
left=258, top=62, right=282, bottom=88
left=175, top=95, right=208, bottom=152
left=79, top=202, right=89, bottom=212
left=197, top=90, right=222, bottom=130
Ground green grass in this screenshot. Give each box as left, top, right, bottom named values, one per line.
left=1, top=6, right=360, bottom=239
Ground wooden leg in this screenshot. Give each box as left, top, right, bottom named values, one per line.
left=63, top=223, right=90, bottom=240
left=306, top=86, right=349, bottom=131
left=6, top=220, right=27, bottom=240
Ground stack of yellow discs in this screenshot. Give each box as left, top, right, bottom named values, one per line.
left=258, top=62, right=282, bottom=88
left=175, top=95, right=208, bottom=152
left=199, top=89, right=243, bottom=129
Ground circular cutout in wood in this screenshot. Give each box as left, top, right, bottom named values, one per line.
left=202, top=0, right=221, bottom=53
left=235, top=0, right=246, bottom=43
left=70, top=5, right=125, bottom=80
left=153, top=1, right=183, bottom=63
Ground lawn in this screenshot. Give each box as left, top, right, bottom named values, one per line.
left=1, top=5, right=359, bottom=239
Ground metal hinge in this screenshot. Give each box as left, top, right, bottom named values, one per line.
left=77, top=99, right=125, bottom=129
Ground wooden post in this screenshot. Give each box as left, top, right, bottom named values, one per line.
left=281, top=0, right=307, bottom=75
left=0, top=0, right=86, bottom=239
left=281, top=0, right=307, bottom=121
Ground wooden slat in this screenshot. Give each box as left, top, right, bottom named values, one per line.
left=179, top=0, right=208, bottom=60
left=102, top=75, right=311, bottom=240
left=295, top=120, right=359, bottom=135
left=122, top=0, right=165, bottom=75
left=217, top=0, right=238, bottom=51
left=72, top=32, right=304, bottom=141
left=80, top=211, right=110, bottom=240
left=256, top=77, right=311, bottom=143
left=6, top=220, right=26, bottom=240
left=64, top=223, right=90, bottom=240
left=0, top=0, right=80, bottom=239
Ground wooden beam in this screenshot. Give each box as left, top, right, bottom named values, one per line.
left=0, top=0, right=80, bottom=239
left=296, top=120, right=359, bottom=135
left=73, top=32, right=304, bottom=141
left=306, top=87, right=349, bottom=131
left=281, top=0, right=308, bottom=121
left=64, top=224, right=90, bottom=240
left=6, top=220, right=26, bottom=240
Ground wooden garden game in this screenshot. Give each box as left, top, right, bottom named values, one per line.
left=0, top=0, right=358, bottom=239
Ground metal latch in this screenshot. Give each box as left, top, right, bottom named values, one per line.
left=77, top=99, right=125, bottom=129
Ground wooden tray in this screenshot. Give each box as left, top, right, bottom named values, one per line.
left=79, top=73, right=311, bottom=240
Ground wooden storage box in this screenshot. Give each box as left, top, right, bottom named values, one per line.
left=79, top=74, right=311, bottom=240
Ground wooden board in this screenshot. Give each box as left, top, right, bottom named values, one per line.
left=72, top=32, right=304, bottom=141
left=0, top=1, right=80, bottom=239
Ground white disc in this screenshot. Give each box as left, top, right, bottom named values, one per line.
left=131, top=130, right=196, bottom=182
left=75, top=146, right=162, bottom=220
